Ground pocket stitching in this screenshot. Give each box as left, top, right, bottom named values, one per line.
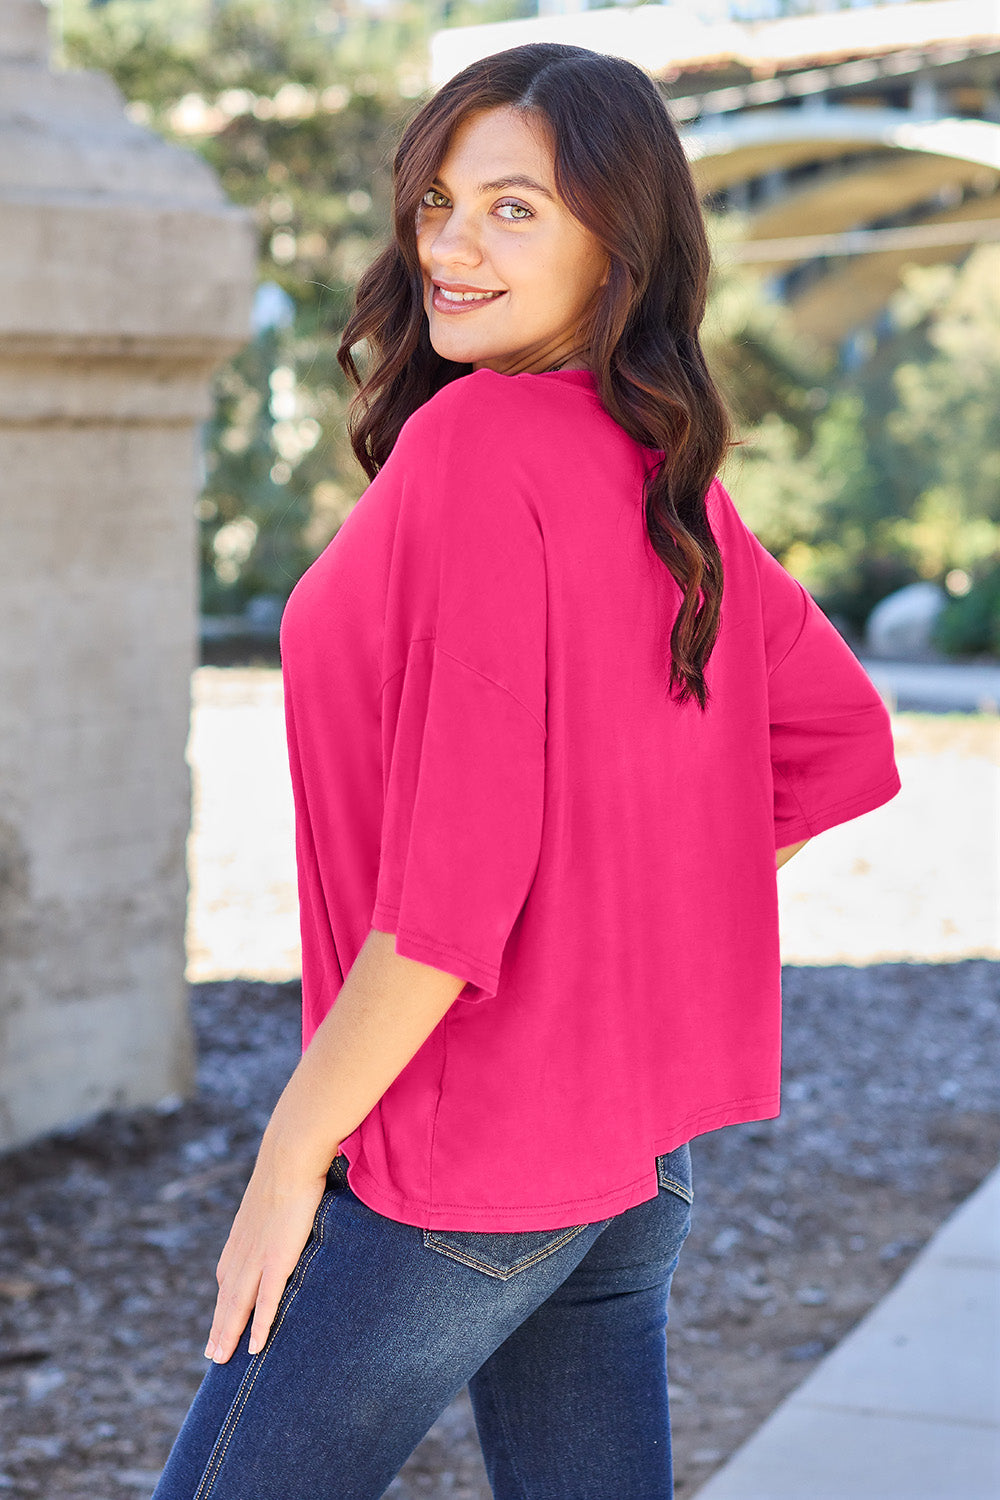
left=422, top=1222, right=588, bottom=1280
left=656, top=1172, right=693, bottom=1205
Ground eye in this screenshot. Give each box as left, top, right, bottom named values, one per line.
left=420, top=188, right=449, bottom=209
left=496, top=199, right=533, bottom=221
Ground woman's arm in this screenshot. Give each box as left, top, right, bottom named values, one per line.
left=776, top=837, right=810, bottom=869
left=203, top=927, right=468, bottom=1364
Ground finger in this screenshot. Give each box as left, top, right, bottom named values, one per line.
left=247, top=1266, right=292, bottom=1356
left=205, top=1268, right=260, bottom=1364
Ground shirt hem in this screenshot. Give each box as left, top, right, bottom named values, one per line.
left=339, top=1091, right=782, bottom=1232
left=371, top=901, right=500, bottom=997
left=775, top=767, right=901, bottom=847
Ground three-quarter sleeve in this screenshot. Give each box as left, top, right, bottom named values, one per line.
left=747, top=525, right=901, bottom=846
left=369, top=380, right=548, bottom=1002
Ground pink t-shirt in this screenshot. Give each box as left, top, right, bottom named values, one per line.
left=279, top=366, right=901, bottom=1232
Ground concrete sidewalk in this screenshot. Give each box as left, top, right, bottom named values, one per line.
left=859, top=655, right=1000, bottom=714
left=690, top=1161, right=1000, bottom=1500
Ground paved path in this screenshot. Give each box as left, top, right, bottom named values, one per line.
left=185, top=668, right=299, bottom=982
left=690, top=1160, right=1000, bottom=1500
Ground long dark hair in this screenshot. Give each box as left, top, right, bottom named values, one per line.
left=337, top=42, right=731, bottom=709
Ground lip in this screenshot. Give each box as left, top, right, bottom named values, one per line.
left=430, top=281, right=508, bottom=314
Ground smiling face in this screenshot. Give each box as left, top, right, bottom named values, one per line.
left=415, top=105, right=611, bottom=376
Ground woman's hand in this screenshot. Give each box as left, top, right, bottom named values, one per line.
left=203, top=1154, right=331, bottom=1365
left=197, top=930, right=465, bottom=1365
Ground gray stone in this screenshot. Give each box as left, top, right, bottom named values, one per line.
left=863, top=581, right=947, bottom=659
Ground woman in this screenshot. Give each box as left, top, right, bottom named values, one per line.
left=152, top=41, right=900, bottom=1500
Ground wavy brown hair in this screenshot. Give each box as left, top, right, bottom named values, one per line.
left=337, top=42, right=731, bottom=709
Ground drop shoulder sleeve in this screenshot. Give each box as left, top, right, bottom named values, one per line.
left=371, top=374, right=548, bottom=1001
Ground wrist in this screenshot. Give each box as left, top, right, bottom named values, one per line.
left=257, top=1105, right=340, bottom=1184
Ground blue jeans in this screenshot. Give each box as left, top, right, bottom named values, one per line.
left=151, top=1143, right=693, bottom=1500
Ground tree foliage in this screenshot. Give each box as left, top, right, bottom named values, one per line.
left=714, top=245, right=1000, bottom=648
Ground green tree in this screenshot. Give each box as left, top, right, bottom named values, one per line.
left=880, top=249, right=1000, bottom=578
left=713, top=244, right=1000, bottom=647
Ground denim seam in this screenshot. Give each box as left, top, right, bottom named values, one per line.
left=422, top=1221, right=589, bottom=1280
left=655, top=1172, right=693, bottom=1205
left=482, top=1354, right=535, bottom=1499
left=192, top=1191, right=336, bottom=1499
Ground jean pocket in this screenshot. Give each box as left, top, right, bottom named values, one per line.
left=655, top=1142, right=693, bottom=1205
left=422, top=1220, right=593, bottom=1281
left=328, top=1155, right=351, bottom=1191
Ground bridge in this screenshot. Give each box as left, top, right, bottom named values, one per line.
left=431, top=0, right=1000, bottom=352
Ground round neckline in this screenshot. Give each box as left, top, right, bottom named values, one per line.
left=512, top=366, right=597, bottom=387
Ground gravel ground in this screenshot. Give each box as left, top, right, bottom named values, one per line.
left=1, top=959, right=997, bottom=1500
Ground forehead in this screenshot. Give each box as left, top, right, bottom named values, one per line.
left=438, top=106, right=556, bottom=185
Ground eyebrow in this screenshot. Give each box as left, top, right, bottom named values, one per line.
left=432, top=173, right=557, bottom=202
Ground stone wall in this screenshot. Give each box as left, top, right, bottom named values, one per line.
left=0, top=0, right=257, bottom=1147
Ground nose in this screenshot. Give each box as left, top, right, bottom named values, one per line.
left=427, top=209, right=483, bottom=270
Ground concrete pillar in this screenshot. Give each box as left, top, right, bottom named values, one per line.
left=760, top=167, right=786, bottom=203
left=0, top=0, right=257, bottom=1147
left=910, top=74, right=940, bottom=117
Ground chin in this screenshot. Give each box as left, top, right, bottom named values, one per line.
left=431, top=335, right=494, bottom=367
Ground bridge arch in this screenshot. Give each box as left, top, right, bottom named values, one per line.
left=684, top=108, right=1000, bottom=345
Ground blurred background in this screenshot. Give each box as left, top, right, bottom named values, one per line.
left=0, top=2, right=997, bottom=1497
left=52, top=0, right=1000, bottom=657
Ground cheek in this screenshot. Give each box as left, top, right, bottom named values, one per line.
left=531, top=230, right=596, bottom=298
left=415, top=220, right=436, bottom=267
left=499, top=234, right=567, bottom=298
